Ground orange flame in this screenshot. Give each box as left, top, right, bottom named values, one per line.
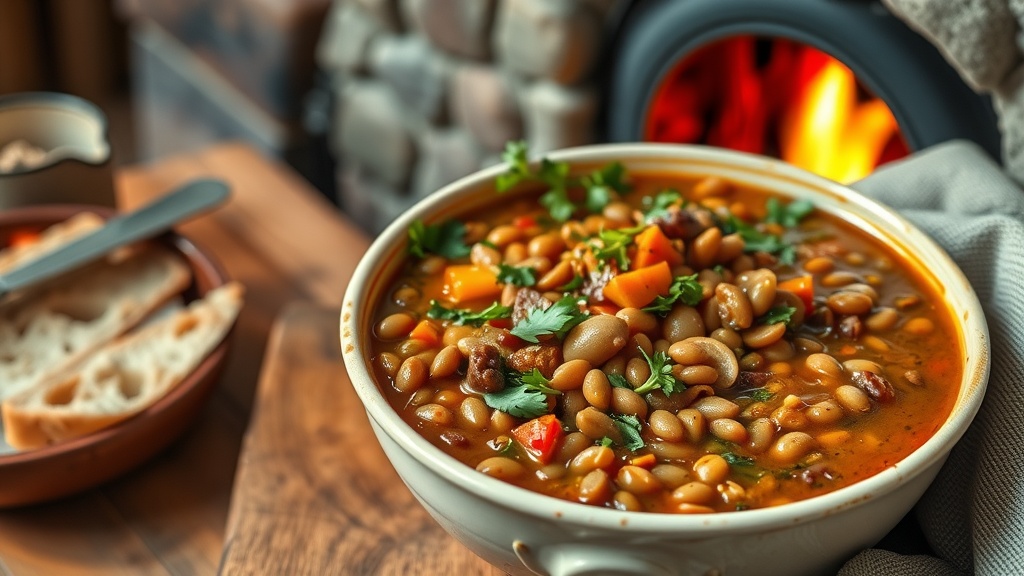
left=780, top=59, right=898, bottom=184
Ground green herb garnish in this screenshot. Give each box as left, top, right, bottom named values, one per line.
left=426, top=300, right=512, bottom=326
left=607, top=373, right=632, bottom=389
left=510, top=295, right=589, bottom=343
left=723, top=216, right=797, bottom=265
left=611, top=413, right=645, bottom=451
left=643, top=274, right=703, bottom=315
left=589, top=225, right=643, bottom=271
left=642, top=188, right=684, bottom=221
left=496, top=263, right=537, bottom=287
left=759, top=305, right=797, bottom=326
left=580, top=162, right=630, bottom=213
left=558, top=275, right=584, bottom=292
left=408, top=219, right=471, bottom=259
left=632, top=348, right=681, bottom=395
left=765, top=198, right=814, bottom=227
left=483, top=367, right=560, bottom=419
left=748, top=388, right=775, bottom=403
left=721, top=452, right=756, bottom=467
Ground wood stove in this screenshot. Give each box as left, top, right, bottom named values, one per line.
left=603, top=0, right=1002, bottom=183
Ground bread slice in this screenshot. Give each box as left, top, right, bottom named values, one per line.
left=0, top=244, right=192, bottom=402
left=0, top=212, right=104, bottom=273
left=2, top=282, right=244, bottom=449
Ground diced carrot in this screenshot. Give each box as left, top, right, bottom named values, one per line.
left=588, top=303, right=621, bottom=316
left=443, top=264, right=502, bottom=303
left=513, top=215, right=536, bottom=229
left=632, top=225, right=683, bottom=269
left=408, top=319, right=441, bottom=347
left=512, top=414, right=563, bottom=465
left=630, top=453, right=657, bottom=469
left=778, top=274, right=814, bottom=310
left=602, top=261, right=673, bottom=309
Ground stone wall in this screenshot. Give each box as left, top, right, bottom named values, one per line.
left=317, top=0, right=621, bottom=233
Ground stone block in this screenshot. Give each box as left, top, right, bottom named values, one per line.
left=520, top=80, right=597, bottom=153
left=317, top=2, right=385, bottom=76
left=334, top=79, right=417, bottom=187
left=493, top=0, right=604, bottom=85
left=338, top=164, right=412, bottom=233
left=351, top=0, right=403, bottom=31
left=450, top=64, right=523, bottom=152
left=368, top=34, right=450, bottom=124
left=410, top=128, right=486, bottom=199
left=405, top=0, right=497, bottom=61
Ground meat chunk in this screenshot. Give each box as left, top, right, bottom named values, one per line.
left=650, top=206, right=716, bottom=240
left=512, top=288, right=550, bottom=325
left=466, top=343, right=505, bottom=394
left=851, top=370, right=896, bottom=402
left=507, top=345, right=563, bottom=378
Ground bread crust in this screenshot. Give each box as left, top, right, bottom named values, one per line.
left=2, top=282, right=244, bottom=449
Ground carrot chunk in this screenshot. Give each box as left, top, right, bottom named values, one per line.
left=632, top=225, right=683, bottom=269
left=443, top=264, right=501, bottom=303
left=408, top=319, right=441, bottom=347
left=602, top=261, right=673, bottom=309
left=778, top=274, right=814, bottom=310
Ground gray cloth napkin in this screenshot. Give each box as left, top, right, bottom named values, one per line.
left=836, top=140, right=1024, bottom=575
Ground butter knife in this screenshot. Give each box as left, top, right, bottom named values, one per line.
left=0, top=178, right=230, bottom=299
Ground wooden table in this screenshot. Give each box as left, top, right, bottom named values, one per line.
left=0, top=143, right=500, bottom=575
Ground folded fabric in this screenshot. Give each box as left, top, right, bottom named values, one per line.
left=838, top=140, right=1024, bottom=575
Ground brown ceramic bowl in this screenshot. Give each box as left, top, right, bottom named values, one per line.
left=0, top=204, right=232, bottom=507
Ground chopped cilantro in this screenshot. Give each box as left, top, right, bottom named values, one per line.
left=558, top=275, right=584, bottom=292
left=590, top=226, right=643, bottom=271
left=599, top=436, right=615, bottom=448
left=496, top=263, right=537, bottom=287
left=748, top=387, right=774, bottom=403
left=759, top=305, right=797, bottom=326
left=642, top=189, right=684, bottom=220
left=580, top=162, right=630, bottom=213
left=510, top=295, right=589, bottom=343
left=632, top=348, right=681, bottom=395
left=723, top=216, right=797, bottom=265
left=765, top=198, right=814, bottom=228
left=721, top=452, right=755, bottom=467
left=408, top=219, right=471, bottom=260
left=611, top=413, right=645, bottom=451
left=483, top=386, right=550, bottom=419
left=607, top=373, right=632, bottom=389
left=426, top=300, right=512, bottom=326
left=496, top=143, right=631, bottom=222
left=484, top=367, right=561, bottom=419
left=643, top=274, right=703, bottom=315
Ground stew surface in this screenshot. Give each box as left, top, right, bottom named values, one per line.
left=366, top=148, right=962, bottom=514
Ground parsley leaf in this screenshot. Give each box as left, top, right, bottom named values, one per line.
left=590, top=226, right=643, bottom=271
left=765, top=198, right=815, bottom=228
left=496, top=141, right=531, bottom=192
left=759, top=305, right=797, bottom=326
left=540, top=188, right=576, bottom=223
left=632, top=348, right=681, bottom=395
left=599, top=436, right=615, bottom=448
left=723, top=216, right=796, bottom=265
left=408, top=220, right=471, bottom=259
left=483, top=386, right=550, bottom=419
left=748, top=387, right=774, bottom=403
left=642, top=188, right=684, bottom=221
left=643, top=274, right=703, bottom=315
left=558, top=275, right=584, bottom=292
left=484, top=367, right=561, bottom=418
left=722, top=452, right=755, bottom=466
left=580, top=162, right=630, bottom=213
left=608, top=373, right=632, bottom=389
left=426, top=300, right=512, bottom=326
left=510, top=295, right=589, bottom=343
left=611, top=413, right=645, bottom=451
left=496, top=263, right=537, bottom=287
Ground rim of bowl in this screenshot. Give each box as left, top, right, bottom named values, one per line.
left=0, top=204, right=231, bottom=467
left=341, top=143, right=990, bottom=534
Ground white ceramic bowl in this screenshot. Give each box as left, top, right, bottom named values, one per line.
left=340, top=144, right=989, bottom=576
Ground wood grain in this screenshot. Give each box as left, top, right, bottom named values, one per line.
left=219, top=303, right=503, bottom=576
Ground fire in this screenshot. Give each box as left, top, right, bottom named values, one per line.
left=645, top=38, right=907, bottom=183
left=779, top=58, right=899, bottom=183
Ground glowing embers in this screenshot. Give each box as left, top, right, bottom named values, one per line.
left=645, top=37, right=908, bottom=183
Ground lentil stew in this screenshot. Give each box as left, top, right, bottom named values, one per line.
left=365, top=144, right=964, bottom=514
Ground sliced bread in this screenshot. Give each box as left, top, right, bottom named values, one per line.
left=2, top=282, right=244, bottom=449
left=0, top=244, right=192, bottom=401
left=0, top=212, right=104, bottom=273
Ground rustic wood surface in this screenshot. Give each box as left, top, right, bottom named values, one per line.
left=0, top=142, right=492, bottom=575
left=218, top=302, right=501, bottom=575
